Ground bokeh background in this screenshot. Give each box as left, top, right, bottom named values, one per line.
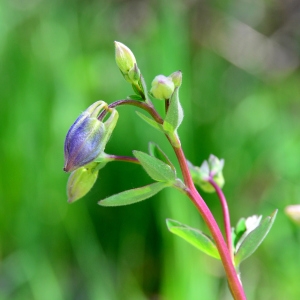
left=1, top=0, right=300, bottom=299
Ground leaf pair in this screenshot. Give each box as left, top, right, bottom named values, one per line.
left=166, top=210, right=278, bottom=266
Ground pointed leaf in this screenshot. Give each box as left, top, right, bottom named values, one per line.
left=166, top=219, right=220, bottom=259
left=234, top=210, right=278, bottom=265
left=163, top=87, right=184, bottom=133
left=133, top=151, right=176, bottom=182
left=99, top=182, right=169, bottom=206
left=148, top=142, right=176, bottom=172
left=136, top=111, right=164, bottom=132
left=140, top=74, right=152, bottom=105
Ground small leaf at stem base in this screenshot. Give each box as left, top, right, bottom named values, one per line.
left=166, top=219, right=220, bottom=259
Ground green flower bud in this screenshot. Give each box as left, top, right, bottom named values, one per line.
left=150, top=75, right=175, bottom=100
left=128, top=63, right=140, bottom=83
left=198, top=181, right=215, bottom=193
left=115, top=41, right=137, bottom=76
left=67, top=162, right=99, bottom=203
left=188, top=155, right=225, bottom=193
left=64, top=101, right=119, bottom=172
left=212, top=172, right=225, bottom=190
left=168, top=70, right=182, bottom=88
left=208, top=155, right=224, bottom=177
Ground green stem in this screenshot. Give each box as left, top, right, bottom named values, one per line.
left=209, top=177, right=234, bottom=262
left=172, top=143, right=246, bottom=300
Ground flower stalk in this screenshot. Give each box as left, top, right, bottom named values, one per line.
left=98, top=99, right=163, bottom=124
left=96, top=96, right=245, bottom=299
left=209, top=177, right=234, bottom=262
left=171, top=143, right=246, bottom=299
left=63, top=42, right=279, bottom=300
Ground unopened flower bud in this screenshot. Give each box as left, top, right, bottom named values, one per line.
left=67, top=162, right=99, bottom=203
left=199, top=160, right=210, bottom=180
left=64, top=101, right=119, bottom=172
left=188, top=155, right=225, bottom=193
left=208, top=155, right=224, bottom=177
left=168, top=70, right=182, bottom=88
left=115, top=41, right=137, bottom=76
left=150, top=75, right=175, bottom=100
left=212, top=172, right=225, bottom=190
left=128, top=63, right=140, bottom=83
left=285, top=205, right=300, bottom=225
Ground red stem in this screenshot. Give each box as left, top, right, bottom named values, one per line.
left=102, top=99, right=245, bottom=298
left=173, top=146, right=246, bottom=300
left=99, top=99, right=163, bottom=124
left=106, top=154, right=139, bottom=164
left=208, top=178, right=234, bottom=262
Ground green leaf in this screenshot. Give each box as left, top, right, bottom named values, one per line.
left=99, top=182, right=169, bottom=206
left=136, top=111, right=164, bottom=132
left=166, top=219, right=220, bottom=259
left=133, top=150, right=176, bottom=182
left=148, top=142, right=176, bottom=172
left=163, top=87, right=183, bottom=134
left=140, top=74, right=152, bottom=105
left=234, top=210, right=278, bottom=265
left=127, top=94, right=143, bottom=101
left=131, top=82, right=144, bottom=99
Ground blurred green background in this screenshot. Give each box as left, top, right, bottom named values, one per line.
left=1, top=0, right=300, bottom=299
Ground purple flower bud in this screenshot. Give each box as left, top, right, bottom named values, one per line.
left=64, top=101, right=118, bottom=172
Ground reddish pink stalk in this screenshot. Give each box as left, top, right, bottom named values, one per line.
left=209, top=178, right=234, bottom=262
left=107, top=99, right=245, bottom=299
left=106, top=154, right=139, bottom=164
left=173, top=146, right=246, bottom=300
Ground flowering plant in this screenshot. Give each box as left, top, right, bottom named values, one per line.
left=63, top=42, right=277, bottom=299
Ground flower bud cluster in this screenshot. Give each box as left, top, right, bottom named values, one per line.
left=189, top=154, right=225, bottom=193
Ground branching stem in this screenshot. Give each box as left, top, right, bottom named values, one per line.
left=102, top=98, right=245, bottom=299
left=171, top=138, right=245, bottom=300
